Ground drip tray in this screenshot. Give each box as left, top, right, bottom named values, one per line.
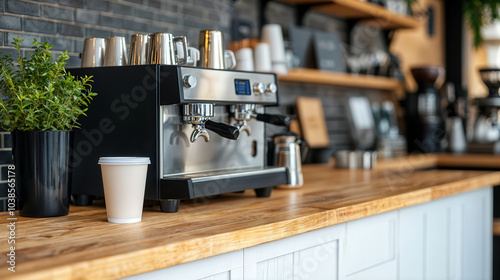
left=160, top=167, right=288, bottom=199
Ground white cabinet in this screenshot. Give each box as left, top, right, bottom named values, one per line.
left=126, top=188, right=493, bottom=280
left=243, top=225, right=345, bottom=280
left=341, top=211, right=398, bottom=280
left=399, top=187, right=493, bottom=280
left=124, top=250, right=244, bottom=280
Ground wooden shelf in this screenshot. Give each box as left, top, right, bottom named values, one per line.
left=495, top=218, right=500, bottom=236
left=277, top=0, right=421, bottom=30
left=279, top=68, right=404, bottom=91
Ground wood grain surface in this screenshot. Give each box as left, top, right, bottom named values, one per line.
left=436, top=153, right=500, bottom=169
left=494, top=219, right=500, bottom=236
left=1, top=164, right=499, bottom=280
left=279, top=68, right=404, bottom=91
left=275, top=0, right=420, bottom=29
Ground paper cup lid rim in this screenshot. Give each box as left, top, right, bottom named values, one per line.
left=98, top=157, right=151, bottom=165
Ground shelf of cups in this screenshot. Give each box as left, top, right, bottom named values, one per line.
left=276, top=0, right=421, bottom=30
left=278, top=68, right=404, bottom=91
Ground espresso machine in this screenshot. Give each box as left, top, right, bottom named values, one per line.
left=68, top=65, right=288, bottom=212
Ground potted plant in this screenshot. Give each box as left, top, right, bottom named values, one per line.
left=0, top=37, right=96, bottom=217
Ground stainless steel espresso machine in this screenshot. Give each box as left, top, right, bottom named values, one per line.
left=68, top=65, right=288, bottom=212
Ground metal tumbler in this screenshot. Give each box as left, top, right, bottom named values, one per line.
left=81, top=38, right=106, bottom=67
left=104, top=36, right=128, bottom=66
left=129, top=34, right=151, bottom=65
left=149, top=33, right=188, bottom=65
left=197, top=30, right=235, bottom=69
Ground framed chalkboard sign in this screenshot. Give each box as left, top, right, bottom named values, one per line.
left=313, top=31, right=346, bottom=72
left=288, top=25, right=316, bottom=68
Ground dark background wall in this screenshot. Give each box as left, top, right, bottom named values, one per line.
left=0, top=0, right=386, bottom=210
left=0, top=0, right=232, bottom=66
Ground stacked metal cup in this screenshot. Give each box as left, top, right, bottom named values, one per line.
left=129, top=34, right=151, bottom=65
left=104, top=36, right=128, bottom=66
left=149, top=33, right=188, bottom=65
left=197, top=30, right=235, bottom=70
left=81, top=38, right=106, bottom=67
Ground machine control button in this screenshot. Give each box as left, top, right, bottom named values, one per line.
left=183, top=75, right=197, bottom=89
left=265, top=82, right=277, bottom=95
left=253, top=82, right=265, bottom=95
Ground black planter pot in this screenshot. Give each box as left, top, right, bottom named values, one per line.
left=12, top=130, right=73, bottom=217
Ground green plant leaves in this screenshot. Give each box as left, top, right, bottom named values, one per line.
left=0, top=36, right=97, bottom=131
left=464, top=0, right=500, bottom=48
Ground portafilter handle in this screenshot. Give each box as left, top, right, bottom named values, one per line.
left=253, top=113, right=291, bottom=127
left=205, top=120, right=240, bottom=140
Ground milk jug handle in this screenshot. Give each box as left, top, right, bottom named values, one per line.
left=224, top=50, right=236, bottom=70
left=297, top=137, right=309, bottom=163
left=173, top=36, right=188, bottom=65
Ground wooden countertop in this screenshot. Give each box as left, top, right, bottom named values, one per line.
left=368, top=153, right=500, bottom=171
left=1, top=158, right=500, bottom=280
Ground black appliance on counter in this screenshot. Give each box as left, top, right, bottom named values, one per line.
left=468, top=68, right=500, bottom=153
left=68, top=65, right=288, bottom=212
left=405, top=66, right=446, bottom=153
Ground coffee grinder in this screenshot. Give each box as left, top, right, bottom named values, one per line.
left=405, top=66, right=446, bottom=153
left=468, top=69, right=500, bottom=153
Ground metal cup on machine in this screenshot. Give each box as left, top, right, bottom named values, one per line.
left=103, top=36, right=128, bottom=66
left=129, top=34, right=151, bottom=65
left=81, top=38, right=106, bottom=67
left=198, top=30, right=236, bottom=69
left=149, top=33, right=189, bottom=65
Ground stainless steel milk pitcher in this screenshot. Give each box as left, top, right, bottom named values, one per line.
left=272, top=133, right=308, bottom=189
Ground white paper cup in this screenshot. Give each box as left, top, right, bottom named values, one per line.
left=261, top=24, right=287, bottom=68
left=235, top=48, right=254, bottom=71
left=98, top=157, right=151, bottom=223
left=254, top=42, right=272, bottom=72
left=272, top=61, right=288, bottom=75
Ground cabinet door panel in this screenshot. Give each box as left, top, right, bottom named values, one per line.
left=200, top=271, right=230, bottom=280
left=124, top=250, right=243, bottom=280
left=399, top=187, right=493, bottom=280
left=343, top=211, right=397, bottom=279
left=293, top=241, right=339, bottom=280
left=398, top=204, right=425, bottom=280
left=425, top=200, right=449, bottom=279
left=244, top=224, right=344, bottom=280
left=461, top=187, right=493, bottom=280
left=256, top=252, right=294, bottom=280
left=399, top=193, right=462, bottom=280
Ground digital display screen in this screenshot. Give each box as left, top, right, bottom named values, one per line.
left=234, top=79, right=251, bottom=95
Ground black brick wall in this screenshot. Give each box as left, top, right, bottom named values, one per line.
left=0, top=0, right=232, bottom=67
